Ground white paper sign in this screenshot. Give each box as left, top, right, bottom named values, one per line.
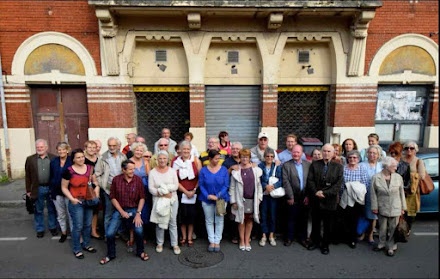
left=181, top=193, right=197, bottom=204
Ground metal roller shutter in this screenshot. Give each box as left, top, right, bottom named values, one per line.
left=205, top=86, right=261, bottom=148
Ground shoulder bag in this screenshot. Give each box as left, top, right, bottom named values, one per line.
left=417, top=159, right=434, bottom=195
left=269, top=166, right=285, bottom=198
left=84, top=166, right=100, bottom=208
left=216, top=192, right=226, bottom=216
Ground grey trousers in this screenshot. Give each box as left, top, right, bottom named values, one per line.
left=377, top=214, right=399, bottom=250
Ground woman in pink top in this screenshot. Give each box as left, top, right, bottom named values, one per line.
left=218, top=131, right=231, bottom=155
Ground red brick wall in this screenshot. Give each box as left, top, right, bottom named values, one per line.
left=261, top=85, right=278, bottom=127
left=189, top=84, right=205, bottom=127
left=427, top=86, right=439, bottom=126
left=2, top=85, right=32, bottom=128
left=0, top=0, right=101, bottom=75
left=328, top=85, right=377, bottom=127
left=366, top=0, right=439, bottom=74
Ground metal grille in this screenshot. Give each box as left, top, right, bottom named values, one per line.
left=277, top=87, right=328, bottom=149
left=298, top=50, right=310, bottom=63
left=227, top=51, right=239, bottom=63
left=135, top=89, right=190, bottom=151
left=155, top=50, right=167, bottom=62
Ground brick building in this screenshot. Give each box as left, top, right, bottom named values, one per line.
left=0, top=0, right=438, bottom=178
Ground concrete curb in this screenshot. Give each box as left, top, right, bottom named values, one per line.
left=0, top=200, right=25, bottom=208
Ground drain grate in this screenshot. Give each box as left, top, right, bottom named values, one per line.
left=178, top=247, right=224, bottom=268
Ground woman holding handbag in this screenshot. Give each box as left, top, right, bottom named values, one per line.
left=402, top=141, right=425, bottom=236
left=258, top=148, right=282, bottom=247
left=198, top=149, right=230, bottom=252
left=61, top=148, right=100, bottom=259
left=230, top=149, right=263, bottom=252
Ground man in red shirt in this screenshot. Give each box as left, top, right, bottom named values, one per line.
left=100, top=160, right=149, bottom=264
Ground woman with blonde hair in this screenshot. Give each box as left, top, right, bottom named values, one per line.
left=229, top=149, right=263, bottom=252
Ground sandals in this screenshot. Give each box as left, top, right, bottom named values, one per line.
left=179, top=238, right=187, bottom=246
left=387, top=249, right=395, bottom=257
left=140, top=252, right=150, bottom=261
left=83, top=246, right=97, bottom=253
left=100, top=256, right=113, bottom=265
left=75, top=252, right=84, bottom=259
left=187, top=239, right=194, bottom=247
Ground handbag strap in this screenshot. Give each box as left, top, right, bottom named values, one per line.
left=271, top=165, right=277, bottom=177
left=88, top=165, right=94, bottom=184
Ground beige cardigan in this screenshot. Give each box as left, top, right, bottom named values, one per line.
left=405, top=156, right=425, bottom=216
left=370, top=172, right=407, bottom=217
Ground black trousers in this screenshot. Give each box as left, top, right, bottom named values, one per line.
left=311, top=206, right=335, bottom=248
left=287, top=202, right=309, bottom=242
left=342, top=203, right=363, bottom=243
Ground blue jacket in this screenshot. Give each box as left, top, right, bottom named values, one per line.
left=258, top=162, right=282, bottom=191
left=198, top=166, right=230, bottom=204
left=49, top=156, right=72, bottom=200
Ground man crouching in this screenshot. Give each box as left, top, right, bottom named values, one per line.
left=100, top=160, right=150, bottom=264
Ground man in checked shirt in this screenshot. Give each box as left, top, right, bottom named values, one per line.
left=99, top=160, right=150, bottom=264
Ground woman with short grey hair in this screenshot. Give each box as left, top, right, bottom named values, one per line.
left=371, top=156, right=407, bottom=256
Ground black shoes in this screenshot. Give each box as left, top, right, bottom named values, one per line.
left=36, top=231, right=44, bottom=238
left=320, top=246, right=330, bottom=255
left=284, top=240, right=292, bottom=246
left=50, top=228, right=58, bottom=236
left=59, top=234, right=68, bottom=243
left=348, top=242, right=356, bottom=249
left=307, top=243, right=318, bottom=251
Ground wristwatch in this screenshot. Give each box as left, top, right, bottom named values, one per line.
left=136, top=211, right=141, bottom=215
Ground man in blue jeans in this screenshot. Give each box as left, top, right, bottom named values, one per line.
left=25, top=139, right=57, bottom=238
left=99, top=160, right=149, bottom=264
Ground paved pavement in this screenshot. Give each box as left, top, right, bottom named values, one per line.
left=0, top=179, right=25, bottom=207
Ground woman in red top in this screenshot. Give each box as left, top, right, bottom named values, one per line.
left=62, top=148, right=100, bottom=259
left=218, top=131, right=232, bottom=155
left=172, top=141, right=202, bottom=247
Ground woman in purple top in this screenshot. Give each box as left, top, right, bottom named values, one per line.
left=229, top=149, right=263, bottom=252
left=198, top=150, right=230, bottom=252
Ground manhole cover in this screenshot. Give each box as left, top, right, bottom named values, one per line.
left=178, top=247, right=224, bottom=268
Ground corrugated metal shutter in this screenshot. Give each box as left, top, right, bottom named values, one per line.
left=205, top=86, right=261, bottom=149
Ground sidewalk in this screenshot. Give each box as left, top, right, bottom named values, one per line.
left=0, top=179, right=25, bottom=207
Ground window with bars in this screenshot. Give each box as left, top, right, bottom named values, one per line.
left=277, top=87, right=328, bottom=149
left=135, top=88, right=190, bottom=150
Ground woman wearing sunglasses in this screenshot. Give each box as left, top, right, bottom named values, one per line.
left=402, top=141, right=426, bottom=236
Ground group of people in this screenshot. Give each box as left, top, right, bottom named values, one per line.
left=25, top=128, right=425, bottom=264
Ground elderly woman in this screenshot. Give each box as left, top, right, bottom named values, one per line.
left=198, top=149, right=229, bottom=252
left=183, top=132, right=199, bottom=158
left=341, top=138, right=358, bottom=161
left=360, top=133, right=387, bottom=162
left=172, top=141, right=202, bottom=247
left=148, top=150, right=181, bottom=255
left=338, top=150, right=369, bottom=248
left=359, top=144, right=384, bottom=244
left=61, top=148, right=100, bottom=259
left=258, top=148, right=282, bottom=247
left=311, top=148, right=323, bottom=161
left=371, top=156, right=407, bottom=256
left=49, top=142, right=73, bottom=243
left=230, top=149, right=263, bottom=252
left=402, top=141, right=425, bottom=236
left=218, top=131, right=232, bottom=155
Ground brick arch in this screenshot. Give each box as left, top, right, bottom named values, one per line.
left=11, top=31, right=97, bottom=77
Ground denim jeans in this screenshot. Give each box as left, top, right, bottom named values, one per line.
left=103, top=191, right=115, bottom=236
left=202, top=201, right=224, bottom=244
left=106, top=208, right=144, bottom=258
left=260, top=195, right=277, bottom=234
left=34, top=186, right=57, bottom=232
left=68, top=200, right=93, bottom=254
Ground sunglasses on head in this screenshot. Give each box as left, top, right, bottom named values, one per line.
left=404, top=147, right=415, bottom=151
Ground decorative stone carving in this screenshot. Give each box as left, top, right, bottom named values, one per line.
left=188, top=13, right=201, bottom=29
left=347, top=11, right=376, bottom=77
left=267, top=13, right=283, bottom=29
left=96, top=9, right=119, bottom=76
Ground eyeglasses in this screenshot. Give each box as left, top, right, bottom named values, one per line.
left=404, top=147, right=415, bottom=151
left=143, top=156, right=151, bottom=158
left=347, top=156, right=358, bottom=160
left=390, top=151, right=398, bottom=155
left=159, top=144, right=168, bottom=147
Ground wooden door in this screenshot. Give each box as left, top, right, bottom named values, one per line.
left=31, top=86, right=89, bottom=154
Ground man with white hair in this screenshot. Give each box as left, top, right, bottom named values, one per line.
left=250, top=132, right=280, bottom=165
left=199, top=137, right=228, bottom=166
left=25, top=139, right=57, bottom=238
left=223, top=142, right=242, bottom=173
left=154, top=128, right=177, bottom=156
left=95, top=137, right=127, bottom=236
left=306, top=143, right=343, bottom=255
left=150, top=138, right=175, bottom=168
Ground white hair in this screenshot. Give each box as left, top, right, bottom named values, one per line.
left=157, top=150, right=169, bottom=159
left=179, top=140, right=192, bottom=149
left=107, top=137, right=121, bottom=146
left=382, top=156, right=397, bottom=169
left=131, top=142, right=148, bottom=153
left=231, top=142, right=243, bottom=149
left=35, top=139, right=48, bottom=147
left=322, top=143, right=335, bottom=151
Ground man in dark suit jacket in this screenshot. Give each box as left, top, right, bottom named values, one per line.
left=282, top=144, right=311, bottom=248
left=306, top=143, right=343, bottom=255
left=25, top=139, right=56, bottom=238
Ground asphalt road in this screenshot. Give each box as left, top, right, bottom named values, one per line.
left=0, top=207, right=438, bottom=278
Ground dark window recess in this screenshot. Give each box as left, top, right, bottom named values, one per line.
left=155, top=50, right=167, bottom=62
left=135, top=90, right=190, bottom=150
left=227, top=51, right=239, bottom=63
left=298, top=50, right=310, bottom=63
left=277, top=89, right=327, bottom=149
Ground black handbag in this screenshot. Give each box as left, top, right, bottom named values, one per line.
left=393, top=215, right=409, bottom=243
left=23, top=193, right=35, bottom=214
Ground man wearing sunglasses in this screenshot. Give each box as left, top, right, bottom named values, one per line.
left=150, top=138, right=175, bottom=168
left=153, top=128, right=177, bottom=156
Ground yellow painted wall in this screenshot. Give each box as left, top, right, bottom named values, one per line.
left=379, top=46, right=436, bottom=76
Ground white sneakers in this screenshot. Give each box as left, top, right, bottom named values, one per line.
left=259, top=237, right=267, bottom=247
left=269, top=237, right=277, bottom=246
left=156, top=245, right=163, bottom=253
left=260, top=236, right=276, bottom=247
left=173, top=246, right=181, bottom=255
